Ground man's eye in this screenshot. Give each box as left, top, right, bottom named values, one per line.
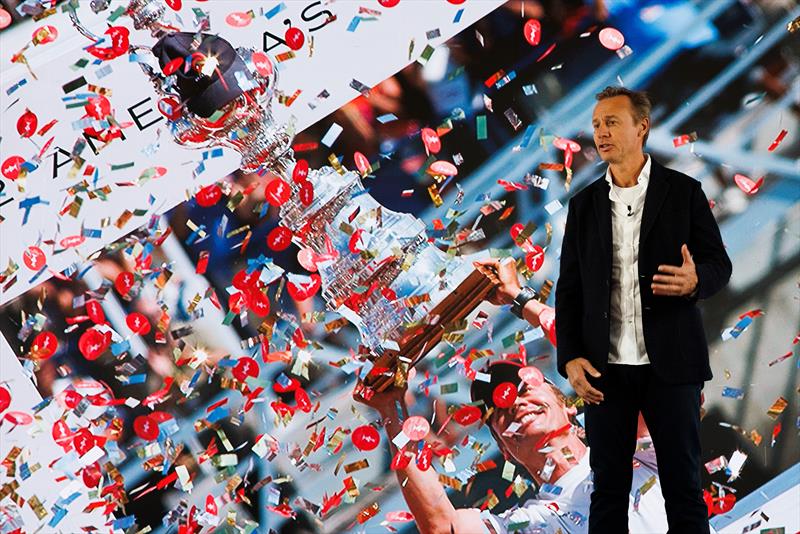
left=519, top=382, right=529, bottom=395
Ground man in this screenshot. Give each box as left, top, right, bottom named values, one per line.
left=555, top=86, right=732, bottom=533
left=354, top=356, right=670, bottom=534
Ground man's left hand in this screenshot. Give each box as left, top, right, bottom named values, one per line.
left=651, top=244, right=698, bottom=297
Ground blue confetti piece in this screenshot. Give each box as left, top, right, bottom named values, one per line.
left=264, top=2, right=286, bottom=20
left=721, top=386, right=745, bottom=399
left=495, top=70, right=517, bottom=89
left=377, top=113, right=398, bottom=124
left=123, top=373, right=147, bottom=385
left=519, top=124, right=536, bottom=148
left=346, top=16, right=361, bottom=32
left=48, top=506, right=67, bottom=528
left=111, top=340, right=131, bottom=356
left=82, top=227, right=102, bottom=239
left=207, top=406, right=229, bottom=423
left=112, top=516, right=136, bottom=530
left=453, top=8, right=464, bottom=23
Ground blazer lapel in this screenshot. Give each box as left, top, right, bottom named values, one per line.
left=639, top=159, right=669, bottom=246
left=593, top=180, right=612, bottom=277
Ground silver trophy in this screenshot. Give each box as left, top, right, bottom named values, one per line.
left=70, top=0, right=503, bottom=392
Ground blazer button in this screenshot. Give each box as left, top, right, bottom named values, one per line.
left=603, top=312, right=608, bottom=319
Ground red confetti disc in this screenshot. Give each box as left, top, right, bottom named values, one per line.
left=206, top=495, right=218, bottom=516
left=272, top=376, right=300, bottom=394
left=348, top=229, right=365, bottom=254
left=246, top=287, right=271, bottom=316
left=84, top=95, right=111, bottom=120
left=228, top=291, right=247, bottom=314
left=525, top=245, right=545, bottom=272
left=52, top=419, right=72, bottom=448
left=352, top=425, right=381, bottom=451
left=232, top=268, right=260, bottom=290
left=446, top=0, right=466, bottom=4
left=0, top=386, right=10, bottom=413
left=286, top=273, right=321, bottom=301
left=390, top=448, right=412, bottom=470
left=285, top=27, right=305, bottom=50
left=402, top=415, right=430, bottom=440
left=429, top=160, right=458, bottom=176
left=157, top=96, right=183, bottom=120
left=162, top=56, right=184, bottom=76
left=251, top=51, right=273, bottom=77
left=492, top=382, right=518, bottom=409
left=734, top=173, right=763, bottom=195
left=518, top=366, right=544, bottom=387
left=31, top=330, right=57, bottom=360
left=416, top=443, right=433, bottom=470
left=16, top=109, right=37, bottom=138
left=133, top=414, right=159, bottom=441
left=226, top=11, right=252, bottom=27
left=420, top=127, right=441, bottom=154
left=524, top=19, right=542, bottom=46
left=265, top=177, right=291, bottom=206
left=63, top=390, right=83, bottom=409
left=232, top=357, right=259, bottom=382
left=354, top=151, right=371, bottom=175
left=196, top=183, right=222, bottom=207
left=539, top=306, right=557, bottom=347
left=23, top=246, right=46, bottom=271
left=1, top=155, right=25, bottom=180
left=78, top=328, right=112, bottom=360
left=385, top=511, right=414, bottom=522
left=378, top=0, right=400, bottom=6
left=86, top=300, right=106, bottom=324
left=82, top=462, right=102, bottom=488
left=598, top=27, right=625, bottom=51
left=32, top=25, right=58, bottom=44
left=294, top=387, right=312, bottom=412
left=115, top=271, right=135, bottom=297
left=453, top=405, right=482, bottom=425
left=299, top=180, right=314, bottom=206
left=267, top=226, right=293, bottom=251
left=164, top=0, right=181, bottom=10
left=292, top=159, right=309, bottom=183
left=60, top=234, right=86, bottom=249
left=0, top=8, right=11, bottom=29
left=297, top=248, right=319, bottom=272
left=126, top=312, right=151, bottom=335
left=4, top=411, right=33, bottom=426
left=72, top=428, right=95, bottom=455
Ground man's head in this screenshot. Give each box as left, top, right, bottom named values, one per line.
left=470, top=362, right=577, bottom=465
left=592, top=86, right=651, bottom=164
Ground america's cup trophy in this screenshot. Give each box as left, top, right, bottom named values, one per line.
left=70, top=0, right=554, bottom=393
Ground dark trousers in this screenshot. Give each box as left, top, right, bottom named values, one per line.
left=584, top=364, right=709, bottom=534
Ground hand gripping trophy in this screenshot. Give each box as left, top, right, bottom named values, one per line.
left=70, top=0, right=553, bottom=393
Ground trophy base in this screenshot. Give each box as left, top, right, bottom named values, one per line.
left=363, top=264, right=499, bottom=393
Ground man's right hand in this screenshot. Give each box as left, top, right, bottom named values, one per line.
left=565, top=358, right=605, bottom=404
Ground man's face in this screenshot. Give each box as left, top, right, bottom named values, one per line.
left=489, top=381, right=576, bottom=456
left=592, top=95, right=648, bottom=164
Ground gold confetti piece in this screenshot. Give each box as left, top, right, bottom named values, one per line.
left=115, top=209, right=134, bottom=229
left=639, top=474, right=657, bottom=495
left=439, top=474, right=463, bottom=491
left=343, top=459, right=370, bottom=474
left=28, top=495, right=47, bottom=519
left=343, top=475, right=360, bottom=498
left=766, top=396, right=788, bottom=419
left=324, top=317, right=349, bottom=333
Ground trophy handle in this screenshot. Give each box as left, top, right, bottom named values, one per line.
left=363, top=264, right=500, bottom=393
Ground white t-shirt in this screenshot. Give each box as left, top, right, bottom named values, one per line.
left=480, top=443, right=670, bottom=534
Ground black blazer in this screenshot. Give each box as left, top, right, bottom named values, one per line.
left=555, top=158, right=732, bottom=384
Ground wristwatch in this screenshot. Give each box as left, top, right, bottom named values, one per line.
left=511, top=286, right=538, bottom=319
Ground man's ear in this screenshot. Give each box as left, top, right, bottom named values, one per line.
left=639, top=116, right=650, bottom=139
left=566, top=404, right=578, bottom=418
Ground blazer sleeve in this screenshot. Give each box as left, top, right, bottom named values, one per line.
left=556, top=197, right=586, bottom=379
left=686, top=180, right=732, bottom=304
